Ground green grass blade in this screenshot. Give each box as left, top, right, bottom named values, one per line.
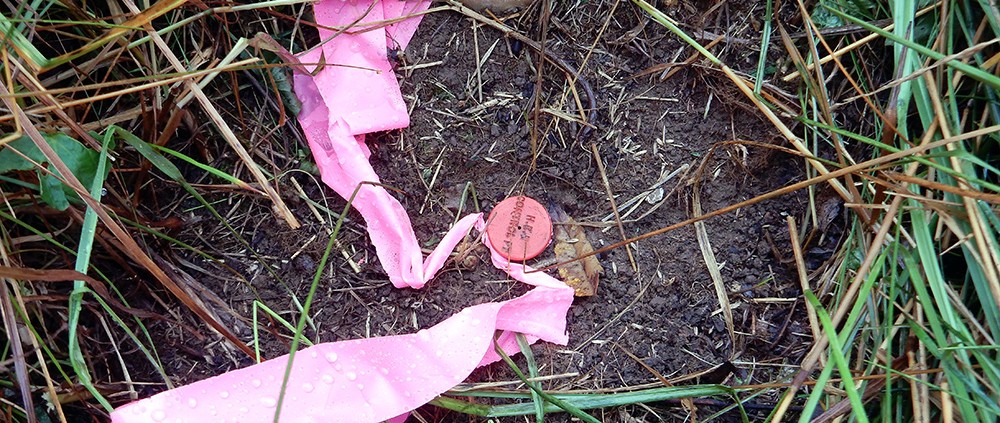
left=515, top=333, right=545, bottom=422
left=67, top=130, right=114, bottom=411
left=252, top=300, right=314, bottom=363
left=0, top=11, right=49, bottom=69
left=113, top=125, right=304, bottom=318
left=272, top=180, right=361, bottom=422
left=804, top=290, right=869, bottom=423
left=494, top=337, right=600, bottom=423
left=823, top=5, right=1000, bottom=91
left=150, top=144, right=258, bottom=191
left=753, top=0, right=774, bottom=94
left=434, top=384, right=743, bottom=417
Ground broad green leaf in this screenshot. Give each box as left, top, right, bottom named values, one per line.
left=0, top=135, right=46, bottom=172
left=0, top=133, right=111, bottom=210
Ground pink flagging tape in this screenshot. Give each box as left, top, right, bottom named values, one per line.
left=110, top=245, right=572, bottom=422
left=110, top=215, right=573, bottom=422
left=110, top=1, right=574, bottom=421
left=295, top=0, right=423, bottom=288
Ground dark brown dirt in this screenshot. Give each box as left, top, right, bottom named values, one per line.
left=130, top=1, right=835, bottom=421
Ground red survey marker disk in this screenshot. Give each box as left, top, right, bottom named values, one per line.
left=486, top=196, right=553, bottom=261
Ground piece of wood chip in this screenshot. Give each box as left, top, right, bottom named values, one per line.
left=549, top=204, right=603, bottom=296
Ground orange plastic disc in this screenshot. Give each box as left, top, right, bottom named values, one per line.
left=486, top=196, right=552, bottom=261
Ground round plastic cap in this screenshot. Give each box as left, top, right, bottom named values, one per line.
left=486, top=196, right=552, bottom=261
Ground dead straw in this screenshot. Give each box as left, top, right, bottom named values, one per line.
left=120, top=0, right=300, bottom=229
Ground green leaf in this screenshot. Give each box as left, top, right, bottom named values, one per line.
left=0, top=133, right=112, bottom=210
left=40, top=172, right=69, bottom=210
left=809, top=6, right=844, bottom=28
left=270, top=66, right=301, bottom=117
left=0, top=135, right=46, bottom=172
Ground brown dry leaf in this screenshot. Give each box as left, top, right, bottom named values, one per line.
left=550, top=204, right=603, bottom=296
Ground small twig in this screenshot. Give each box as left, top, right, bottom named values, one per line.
left=912, top=301, right=930, bottom=423
left=572, top=276, right=657, bottom=350
left=789, top=6, right=869, bottom=225
left=0, top=258, right=38, bottom=423
left=692, top=180, right=735, bottom=345
left=766, top=299, right=798, bottom=350
left=811, top=353, right=914, bottom=423
left=121, top=0, right=300, bottom=229
left=786, top=217, right=821, bottom=345
left=591, top=143, right=637, bottom=271
left=532, top=124, right=999, bottom=274
left=615, top=343, right=699, bottom=420
left=444, top=0, right=598, bottom=141
left=631, top=35, right=725, bottom=82
left=528, top=0, right=550, bottom=173
left=686, top=19, right=895, bottom=46
left=782, top=4, right=936, bottom=81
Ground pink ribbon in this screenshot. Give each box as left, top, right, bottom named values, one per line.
left=110, top=235, right=572, bottom=422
